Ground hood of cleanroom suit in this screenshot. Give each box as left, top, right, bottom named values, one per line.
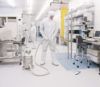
left=48, top=11, right=55, bottom=18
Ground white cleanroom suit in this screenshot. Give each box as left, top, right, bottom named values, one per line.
left=29, top=23, right=37, bottom=48
left=30, top=24, right=36, bottom=43
left=23, top=24, right=30, bottom=45
left=40, top=11, right=59, bottom=66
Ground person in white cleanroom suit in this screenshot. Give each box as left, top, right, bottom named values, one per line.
left=23, top=23, right=30, bottom=45
left=30, top=23, right=36, bottom=43
left=40, top=11, right=59, bottom=66
left=30, top=23, right=37, bottom=48
left=18, top=18, right=25, bottom=40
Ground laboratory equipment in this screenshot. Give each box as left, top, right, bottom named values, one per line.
left=83, top=39, right=100, bottom=74
left=0, top=40, right=20, bottom=63
left=23, top=47, right=33, bottom=69
left=87, top=44, right=100, bottom=75
left=73, top=36, right=90, bottom=68
left=0, top=15, right=24, bottom=64
left=0, top=17, right=5, bottom=28
left=94, top=31, right=100, bottom=39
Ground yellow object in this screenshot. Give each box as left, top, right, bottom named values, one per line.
left=61, top=8, right=68, bottom=38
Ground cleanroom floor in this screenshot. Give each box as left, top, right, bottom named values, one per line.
left=0, top=40, right=100, bottom=87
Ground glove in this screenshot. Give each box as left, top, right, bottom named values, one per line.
left=47, top=37, right=54, bottom=42
left=44, top=36, right=48, bottom=40
left=51, top=36, right=54, bottom=41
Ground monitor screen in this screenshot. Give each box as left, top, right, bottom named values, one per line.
left=95, top=31, right=100, bottom=37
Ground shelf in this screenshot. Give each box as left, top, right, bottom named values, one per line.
left=68, top=4, right=94, bottom=15
left=72, top=24, right=83, bottom=27
left=72, top=15, right=83, bottom=19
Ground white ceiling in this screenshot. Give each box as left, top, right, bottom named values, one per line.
left=0, top=0, right=69, bottom=20
left=0, top=0, right=48, bottom=20
left=0, top=0, right=26, bottom=8
left=0, top=0, right=46, bottom=13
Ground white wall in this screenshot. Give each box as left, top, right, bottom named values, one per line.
left=0, top=8, right=22, bottom=17
left=94, top=0, right=100, bottom=31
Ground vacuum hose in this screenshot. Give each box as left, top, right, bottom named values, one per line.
left=29, top=39, right=50, bottom=76
left=28, top=39, right=80, bottom=76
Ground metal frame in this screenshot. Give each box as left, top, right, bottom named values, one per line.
left=0, top=40, right=21, bottom=64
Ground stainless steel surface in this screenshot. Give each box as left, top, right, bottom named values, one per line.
left=23, top=56, right=33, bottom=69
left=0, top=41, right=7, bottom=57
left=68, top=17, right=70, bottom=59
left=86, top=40, right=100, bottom=64
left=70, top=10, right=73, bottom=59
left=87, top=49, right=100, bottom=57
left=0, top=40, right=20, bottom=63
left=67, top=10, right=73, bottom=59
left=87, top=54, right=100, bottom=64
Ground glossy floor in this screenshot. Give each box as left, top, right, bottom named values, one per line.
left=0, top=41, right=100, bottom=87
